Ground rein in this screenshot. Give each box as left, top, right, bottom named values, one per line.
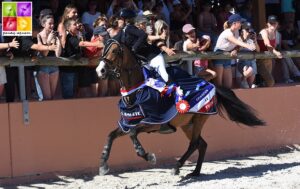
left=101, top=39, right=143, bottom=104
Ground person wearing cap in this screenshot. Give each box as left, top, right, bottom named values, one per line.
left=213, top=14, right=256, bottom=88
left=80, top=25, right=109, bottom=97
left=182, top=23, right=215, bottom=81
left=235, top=22, right=260, bottom=89
left=256, top=15, right=282, bottom=87
left=120, top=8, right=169, bottom=83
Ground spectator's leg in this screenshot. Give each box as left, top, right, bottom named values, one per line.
left=61, top=72, right=76, bottom=99
left=5, top=67, right=18, bottom=102
left=223, top=67, right=232, bottom=88
left=38, top=71, right=51, bottom=100
left=257, top=59, right=275, bottom=87
left=50, top=71, right=59, bottom=99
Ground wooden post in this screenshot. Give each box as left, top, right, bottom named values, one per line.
left=253, top=0, right=266, bottom=31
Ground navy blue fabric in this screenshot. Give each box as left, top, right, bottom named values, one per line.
left=118, top=86, right=177, bottom=132
left=118, top=66, right=216, bottom=132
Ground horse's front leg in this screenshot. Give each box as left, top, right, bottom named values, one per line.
left=129, top=127, right=157, bottom=165
left=99, top=127, right=127, bottom=175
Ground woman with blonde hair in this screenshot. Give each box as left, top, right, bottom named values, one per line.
left=153, top=19, right=175, bottom=56
left=57, top=4, right=78, bottom=48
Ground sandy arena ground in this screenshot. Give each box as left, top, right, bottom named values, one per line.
left=3, top=145, right=300, bottom=189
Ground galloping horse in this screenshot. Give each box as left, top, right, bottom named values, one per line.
left=96, top=39, right=265, bottom=177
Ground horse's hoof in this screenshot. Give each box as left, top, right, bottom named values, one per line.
left=147, top=153, right=156, bottom=165
left=186, top=171, right=200, bottom=177
left=99, top=163, right=110, bottom=176
left=171, top=168, right=180, bottom=175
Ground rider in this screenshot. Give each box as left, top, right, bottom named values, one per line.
left=119, top=8, right=170, bottom=83
left=118, top=8, right=175, bottom=134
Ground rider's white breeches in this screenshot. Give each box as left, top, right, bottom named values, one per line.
left=148, top=53, right=169, bottom=82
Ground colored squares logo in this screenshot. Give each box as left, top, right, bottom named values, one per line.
left=17, top=2, right=32, bottom=17
left=17, top=17, right=31, bottom=31
left=2, top=3, right=16, bottom=17
left=2, top=2, right=32, bottom=36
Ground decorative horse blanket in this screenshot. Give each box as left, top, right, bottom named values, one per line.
left=118, top=67, right=217, bottom=132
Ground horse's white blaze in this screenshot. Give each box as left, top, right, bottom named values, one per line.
left=96, top=60, right=106, bottom=77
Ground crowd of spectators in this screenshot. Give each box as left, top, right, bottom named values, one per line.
left=1, top=0, right=300, bottom=103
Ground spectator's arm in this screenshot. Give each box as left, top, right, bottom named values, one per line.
left=0, top=38, right=19, bottom=49
left=58, top=23, right=66, bottom=48
left=260, top=30, right=282, bottom=58
left=55, top=37, right=62, bottom=57
left=227, top=34, right=256, bottom=51
left=79, top=40, right=104, bottom=48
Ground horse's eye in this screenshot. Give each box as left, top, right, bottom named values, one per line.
left=112, top=49, right=118, bottom=54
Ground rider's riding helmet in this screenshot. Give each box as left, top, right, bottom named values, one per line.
left=119, top=8, right=137, bottom=19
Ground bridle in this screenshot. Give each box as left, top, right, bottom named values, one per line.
left=100, top=39, right=142, bottom=87
left=100, top=39, right=124, bottom=79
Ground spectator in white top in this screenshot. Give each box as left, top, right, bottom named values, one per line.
left=213, top=14, right=256, bottom=88
left=82, top=0, right=101, bottom=40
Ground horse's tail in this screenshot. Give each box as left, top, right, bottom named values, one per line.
left=216, top=86, right=266, bottom=127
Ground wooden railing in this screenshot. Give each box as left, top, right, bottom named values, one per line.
left=1, top=50, right=300, bottom=124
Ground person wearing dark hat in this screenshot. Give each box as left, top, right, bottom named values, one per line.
left=256, top=15, right=282, bottom=87
left=213, top=14, right=256, bottom=88
left=235, top=22, right=260, bottom=89
left=119, top=8, right=169, bottom=83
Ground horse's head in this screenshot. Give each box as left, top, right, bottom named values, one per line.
left=96, top=39, right=123, bottom=79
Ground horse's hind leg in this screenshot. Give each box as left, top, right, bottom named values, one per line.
left=99, top=127, right=126, bottom=175
left=187, top=136, right=207, bottom=177
left=171, top=137, right=199, bottom=175
left=129, top=129, right=157, bottom=165
left=171, top=115, right=208, bottom=176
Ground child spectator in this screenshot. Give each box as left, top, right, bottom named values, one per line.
left=257, top=15, right=282, bottom=87
left=236, top=22, right=260, bottom=88
left=214, top=14, right=256, bottom=88
left=84, top=26, right=109, bottom=97
left=62, top=18, right=104, bottom=99
left=37, top=15, right=62, bottom=100
left=182, top=24, right=216, bottom=81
